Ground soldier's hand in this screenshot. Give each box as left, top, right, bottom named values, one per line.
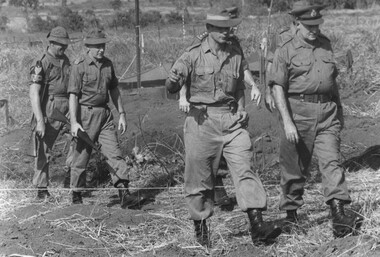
left=118, top=114, right=127, bottom=134
left=250, top=85, right=262, bottom=106
left=36, top=119, right=45, bottom=138
left=71, top=122, right=84, bottom=138
left=168, top=69, right=182, bottom=83
left=236, top=110, right=249, bottom=128
left=179, top=98, right=191, bottom=113
left=284, top=121, right=299, bottom=144
left=264, top=90, right=276, bottom=112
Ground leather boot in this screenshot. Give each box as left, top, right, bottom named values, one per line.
left=248, top=209, right=282, bottom=244
left=72, top=191, right=83, bottom=204
left=329, top=199, right=363, bottom=238
left=115, top=180, right=130, bottom=207
left=63, top=166, right=71, bottom=188
left=214, top=176, right=232, bottom=207
left=35, top=188, right=51, bottom=202
left=194, top=220, right=209, bottom=247
left=283, top=209, right=298, bottom=233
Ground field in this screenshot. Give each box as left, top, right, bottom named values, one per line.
left=1, top=3, right=380, bottom=257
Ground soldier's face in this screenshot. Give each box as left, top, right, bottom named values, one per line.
left=49, top=41, right=67, bottom=57
left=87, top=44, right=106, bottom=60
left=207, top=25, right=230, bottom=44
left=297, top=22, right=320, bottom=41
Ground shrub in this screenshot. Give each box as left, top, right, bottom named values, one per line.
left=28, top=15, right=57, bottom=33
left=56, top=7, right=84, bottom=32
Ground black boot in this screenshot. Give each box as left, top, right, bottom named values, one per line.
left=72, top=191, right=83, bottom=204
left=214, top=176, right=232, bottom=207
left=329, top=199, right=363, bottom=238
left=115, top=180, right=130, bottom=207
left=283, top=209, right=298, bottom=233
left=63, top=166, right=71, bottom=188
left=248, top=209, right=282, bottom=244
left=35, top=188, right=51, bottom=202
left=194, top=220, right=209, bottom=247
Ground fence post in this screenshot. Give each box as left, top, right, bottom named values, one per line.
left=0, top=99, right=9, bottom=127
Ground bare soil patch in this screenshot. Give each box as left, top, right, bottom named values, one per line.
left=1, top=88, right=380, bottom=256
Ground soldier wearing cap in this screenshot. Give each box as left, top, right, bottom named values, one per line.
left=269, top=1, right=363, bottom=237
left=166, top=9, right=281, bottom=247
left=29, top=26, right=72, bottom=201
left=68, top=29, right=129, bottom=205
left=178, top=6, right=260, bottom=211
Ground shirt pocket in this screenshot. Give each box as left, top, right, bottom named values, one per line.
left=219, top=70, right=238, bottom=95
left=320, top=54, right=337, bottom=76
left=194, top=66, right=214, bottom=92
left=82, top=72, right=98, bottom=94
left=291, top=57, right=311, bottom=76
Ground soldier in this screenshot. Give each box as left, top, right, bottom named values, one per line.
left=178, top=6, right=259, bottom=209
left=29, top=26, right=72, bottom=201
left=269, top=1, right=363, bottom=237
left=68, top=29, right=129, bottom=205
left=166, top=9, right=282, bottom=247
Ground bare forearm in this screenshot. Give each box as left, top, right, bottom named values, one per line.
left=272, top=85, right=292, bottom=124
left=69, top=93, right=79, bottom=124
left=29, top=84, right=43, bottom=122
left=110, top=88, right=125, bottom=114
left=243, top=70, right=256, bottom=88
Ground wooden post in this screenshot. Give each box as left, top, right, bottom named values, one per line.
left=135, top=0, right=141, bottom=90
left=0, top=99, right=9, bottom=126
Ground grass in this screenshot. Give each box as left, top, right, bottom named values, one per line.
left=1, top=6, right=380, bottom=257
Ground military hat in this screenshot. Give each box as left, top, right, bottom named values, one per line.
left=47, top=26, right=70, bottom=45
left=205, top=7, right=242, bottom=28
left=289, top=1, right=326, bottom=25
left=83, top=29, right=110, bottom=45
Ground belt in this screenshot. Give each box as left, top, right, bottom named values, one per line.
left=192, top=102, right=237, bottom=113
left=288, top=93, right=332, bottom=103
left=79, top=104, right=108, bottom=109
left=48, top=94, right=68, bottom=100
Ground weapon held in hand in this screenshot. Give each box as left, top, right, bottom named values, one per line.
left=50, top=108, right=129, bottom=188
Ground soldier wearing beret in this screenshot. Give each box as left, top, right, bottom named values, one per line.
left=269, top=1, right=363, bottom=237
left=68, top=29, right=129, bottom=205
left=166, top=9, right=281, bottom=247
left=29, top=26, right=72, bottom=201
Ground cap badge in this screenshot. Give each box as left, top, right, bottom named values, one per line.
left=311, top=9, right=317, bottom=17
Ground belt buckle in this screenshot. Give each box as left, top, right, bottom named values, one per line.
left=300, top=94, right=305, bottom=102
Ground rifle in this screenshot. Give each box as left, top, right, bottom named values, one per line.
left=50, top=108, right=129, bottom=188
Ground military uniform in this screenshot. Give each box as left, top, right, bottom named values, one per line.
left=270, top=1, right=362, bottom=237
left=172, top=39, right=268, bottom=220
left=67, top=54, right=129, bottom=194
left=29, top=27, right=72, bottom=198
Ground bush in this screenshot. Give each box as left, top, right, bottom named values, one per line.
left=28, top=15, right=57, bottom=33
left=56, top=7, right=84, bottom=32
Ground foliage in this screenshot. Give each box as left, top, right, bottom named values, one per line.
left=110, top=0, right=122, bottom=10
left=82, top=9, right=102, bottom=31
left=110, top=9, right=164, bottom=30
left=0, top=15, right=8, bottom=29
left=27, top=15, right=56, bottom=33
left=56, top=7, right=84, bottom=32
left=8, top=0, right=38, bottom=10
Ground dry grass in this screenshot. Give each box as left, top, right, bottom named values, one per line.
left=1, top=6, right=380, bottom=257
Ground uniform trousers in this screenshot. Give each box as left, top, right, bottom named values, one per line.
left=33, top=96, right=71, bottom=187
left=184, top=106, right=267, bottom=220
left=279, top=99, right=351, bottom=210
left=70, top=105, right=129, bottom=192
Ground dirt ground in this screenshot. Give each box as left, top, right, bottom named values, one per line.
left=1, top=87, right=380, bottom=257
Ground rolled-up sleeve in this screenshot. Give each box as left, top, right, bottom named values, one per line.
left=68, top=63, right=82, bottom=95
left=268, top=48, right=288, bottom=89
left=171, top=52, right=192, bottom=87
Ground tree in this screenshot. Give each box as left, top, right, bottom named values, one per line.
left=110, top=0, right=122, bottom=10
left=57, top=7, right=84, bottom=32
left=9, top=0, right=39, bottom=23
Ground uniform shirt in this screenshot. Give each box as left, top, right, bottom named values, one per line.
left=269, top=31, right=338, bottom=95
left=29, top=49, right=70, bottom=97
left=68, top=55, right=118, bottom=107
left=171, top=39, right=245, bottom=105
